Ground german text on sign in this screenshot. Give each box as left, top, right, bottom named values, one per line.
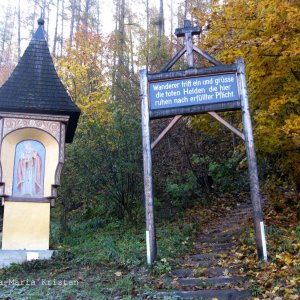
left=149, top=73, right=240, bottom=110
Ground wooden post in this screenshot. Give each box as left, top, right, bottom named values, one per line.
left=185, top=20, right=194, bottom=68
left=140, top=68, right=157, bottom=265
left=236, top=58, right=267, bottom=261
left=175, top=19, right=201, bottom=69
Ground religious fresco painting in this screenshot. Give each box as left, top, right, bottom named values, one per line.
left=12, top=140, right=45, bottom=197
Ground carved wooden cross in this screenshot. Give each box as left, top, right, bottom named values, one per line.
left=175, top=20, right=201, bottom=68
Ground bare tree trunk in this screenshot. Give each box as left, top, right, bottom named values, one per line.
left=111, top=0, right=126, bottom=101
left=53, top=0, right=60, bottom=55
left=0, top=5, right=15, bottom=66
left=83, top=0, right=90, bottom=29
left=128, top=12, right=134, bottom=105
left=17, top=0, right=21, bottom=60
left=146, top=0, right=149, bottom=65
left=184, top=0, right=188, bottom=20
left=96, top=0, right=100, bottom=34
left=158, top=0, right=164, bottom=49
left=170, top=0, right=173, bottom=44
left=46, top=3, right=50, bottom=41
left=32, top=1, right=37, bottom=33
left=69, top=0, right=75, bottom=45
left=128, top=15, right=134, bottom=75
left=60, top=0, right=65, bottom=55
left=1, top=16, right=8, bottom=54
left=111, top=0, right=118, bottom=100
left=82, top=0, right=91, bottom=35
left=41, top=0, right=45, bottom=18
left=39, top=0, right=51, bottom=41
left=118, top=0, right=125, bottom=66
left=75, top=0, right=82, bottom=33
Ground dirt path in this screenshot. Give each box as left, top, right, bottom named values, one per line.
left=152, top=201, right=254, bottom=299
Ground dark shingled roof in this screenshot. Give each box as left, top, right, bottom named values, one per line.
left=0, top=19, right=81, bottom=143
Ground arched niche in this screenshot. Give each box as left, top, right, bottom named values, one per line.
left=1, top=128, right=59, bottom=198
left=12, top=140, right=46, bottom=197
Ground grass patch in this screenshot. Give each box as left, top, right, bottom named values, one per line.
left=0, top=215, right=196, bottom=299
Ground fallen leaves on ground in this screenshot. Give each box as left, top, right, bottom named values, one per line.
left=222, top=204, right=300, bottom=299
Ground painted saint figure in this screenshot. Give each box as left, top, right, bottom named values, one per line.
left=15, top=141, right=43, bottom=197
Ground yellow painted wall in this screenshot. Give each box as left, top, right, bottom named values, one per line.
left=1, top=128, right=59, bottom=197
left=1, top=127, right=60, bottom=250
left=2, top=202, right=50, bottom=250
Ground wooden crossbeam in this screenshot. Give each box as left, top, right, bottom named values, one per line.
left=161, top=46, right=186, bottom=72
left=192, top=45, right=222, bottom=66
left=151, top=115, right=182, bottom=150
left=208, top=111, right=245, bottom=140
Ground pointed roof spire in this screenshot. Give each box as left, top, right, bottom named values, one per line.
left=38, top=17, right=45, bottom=26
left=0, top=19, right=81, bottom=143
left=33, top=17, right=46, bottom=40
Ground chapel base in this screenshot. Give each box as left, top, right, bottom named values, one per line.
left=0, top=250, right=56, bottom=268
left=2, top=202, right=50, bottom=250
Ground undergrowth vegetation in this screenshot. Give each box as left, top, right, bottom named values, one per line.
left=1, top=194, right=299, bottom=299
left=0, top=207, right=198, bottom=299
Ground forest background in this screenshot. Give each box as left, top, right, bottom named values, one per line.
left=0, top=1, right=299, bottom=297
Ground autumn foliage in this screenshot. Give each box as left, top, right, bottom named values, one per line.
left=57, top=26, right=110, bottom=121
left=194, top=0, right=300, bottom=204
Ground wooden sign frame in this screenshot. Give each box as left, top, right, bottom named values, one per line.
left=140, top=20, right=267, bottom=265
left=148, top=64, right=241, bottom=119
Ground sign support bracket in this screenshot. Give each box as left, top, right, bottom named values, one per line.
left=192, top=45, right=222, bottom=66
left=151, top=111, right=245, bottom=151
left=208, top=112, right=245, bottom=141
left=151, top=115, right=183, bottom=150
left=161, top=47, right=187, bottom=72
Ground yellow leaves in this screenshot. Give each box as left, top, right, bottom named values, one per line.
left=289, top=278, right=300, bottom=287
left=276, top=253, right=294, bottom=266
left=235, top=252, right=245, bottom=259
left=222, top=269, right=229, bottom=276
left=283, top=288, right=299, bottom=298
left=57, top=28, right=109, bottom=121
left=195, top=0, right=299, bottom=177
left=199, top=276, right=207, bottom=280
left=292, top=243, right=300, bottom=252
left=226, top=202, right=300, bottom=298
left=193, top=267, right=207, bottom=277
left=282, top=114, right=300, bottom=146
left=268, top=96, right=294, bottom=114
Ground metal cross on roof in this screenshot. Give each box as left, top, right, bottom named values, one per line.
left=175, top=20, right=202, bottom=68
